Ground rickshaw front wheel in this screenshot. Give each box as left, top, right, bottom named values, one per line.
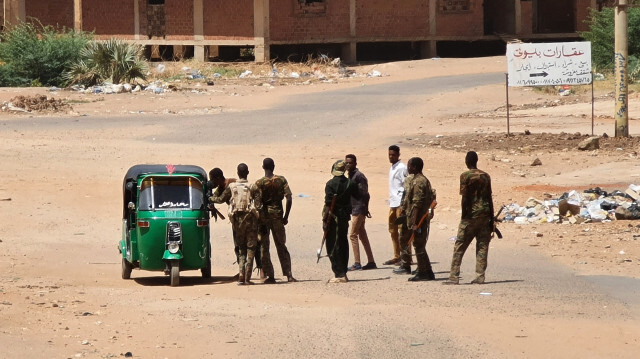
left=121, top=258, right=133, bottom=279
left=170, top=262, right=180, bottom=287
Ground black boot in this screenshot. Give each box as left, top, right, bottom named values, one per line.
left=393, top=265, right=411, bottom=274
left=408, top=272, right=434, bottom=281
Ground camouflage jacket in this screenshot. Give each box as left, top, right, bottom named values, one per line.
left=460, top=168, right=493, bottom=219
left=401, top=173, right=433, bottom=227
left=255, top=174, right=291, bottom=218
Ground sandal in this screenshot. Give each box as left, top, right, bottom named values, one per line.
left=347, top=263, right=362, bottom=271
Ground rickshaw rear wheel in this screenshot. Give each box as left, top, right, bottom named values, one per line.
left=170, top=262, right=180, bottom=287
left=201, top=258, right=211, bottom=279
left=121, top=258, right=133, bottom=279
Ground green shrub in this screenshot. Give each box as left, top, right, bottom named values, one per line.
left=581, top=5, right=640, bottom=73
left=0, top=21, right=92, bottom=87
left=65, top=39, right=148, bottom=86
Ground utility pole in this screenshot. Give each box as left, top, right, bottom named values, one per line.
left=615, top=0, right=629, bottom=137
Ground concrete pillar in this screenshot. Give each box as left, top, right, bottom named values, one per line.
left=193, top=0, right=205, bottom=61
left=173, top=45, right=185, bottom=60
left=429, top=0, right=436, bottom=35
left=134, top=0, right=140, bottom=40
left=342, top=43, right=356, bottom=63
left=254, top=0, right=270, bottom=63
left=419, top=41, right=437, bottom=59
left=4, top=0, right=25, bottom=29
left=208, top=45, right=220, bottom=59
left=74, top=0, right=83, bottom=32
left=341, top=0, right=356, bottom=62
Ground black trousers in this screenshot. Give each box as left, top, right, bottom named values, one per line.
left=325, top=217, right=350, bottom=278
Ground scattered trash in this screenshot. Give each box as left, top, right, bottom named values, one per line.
left=239, top=70, right=252, bottom=78
left=367, top=70, right=382, bottom=78
left=501, top=184, right=640, bottom=224
left=594, top=73, right=605, bottom=81
left=410, top=343, right=424, bottom=347
left=479, top=292, right=492, bottom=296
left=1, top=198, right=12, bottom=201
left=156, top=64, right=166, bottom=73
left=448, top=236, right=457, bottom=241
left=290, top=72, right=300, bottom=78
left=297, top=193, right=311, bottom=198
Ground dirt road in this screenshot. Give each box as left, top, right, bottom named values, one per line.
left=1, top=57, right=639, bottom=358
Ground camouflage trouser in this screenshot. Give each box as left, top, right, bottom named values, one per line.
left=449, top=216, right=492, bottom=281
left=257, top=223, right=275, bottom=278
left=231, top=212, right=258, bottom=275
left=388, top=207, right=411, bottom=259
left=260, top=217, right=292, bottom=277
left=400, top=220, right=433, bottom=274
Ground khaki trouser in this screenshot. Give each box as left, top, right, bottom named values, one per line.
left=259, top=217, right=292, bottom=277
left=388, top=207, right=411, bottom=260
left=449, top=216, right=492, bottom=281
left=231, top=212, right=258, bottom=276
left=349, top=214, right=374, bottom=264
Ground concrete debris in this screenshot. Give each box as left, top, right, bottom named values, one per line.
left=501, top=185, right=640, bottom=224
left=578, top=136, right=599, bottom=151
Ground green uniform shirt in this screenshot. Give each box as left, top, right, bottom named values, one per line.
left=255, top=174, right=291, bottom=218
left=460, top=168, right=493, bottom=219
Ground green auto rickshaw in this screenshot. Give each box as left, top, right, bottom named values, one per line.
left=119, top=164, right=211, bottom=286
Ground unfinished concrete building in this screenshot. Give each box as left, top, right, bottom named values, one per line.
left=2, top=0, right=603, bottom=62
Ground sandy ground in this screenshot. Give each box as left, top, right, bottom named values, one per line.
left=1, top=57, right=639, bottom=358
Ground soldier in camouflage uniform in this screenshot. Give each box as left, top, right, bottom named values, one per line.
left=255, top=158, right=295, bottom=283
left=444, top=151, right=494, bottom=285
left=393, top=157, right=436, bottom=281
left=210, top=163, right=262, bottom=285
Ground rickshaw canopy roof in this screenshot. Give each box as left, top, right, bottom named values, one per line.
left=124, top=164, right=207, bottom=184
left=122, top=165, right=208, bottom=217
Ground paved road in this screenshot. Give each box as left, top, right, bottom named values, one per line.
left=2, top=72, right=503, bottom=145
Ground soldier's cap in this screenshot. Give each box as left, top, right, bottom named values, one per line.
left=331, top=160, right=346, bottom=176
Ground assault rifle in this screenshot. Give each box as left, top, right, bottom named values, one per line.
left=492, top=205, right=505, bottom=239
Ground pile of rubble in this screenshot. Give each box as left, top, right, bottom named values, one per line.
left=2, top=95, right=72, bottom=113
left=500, top=185, right=640, bottom=224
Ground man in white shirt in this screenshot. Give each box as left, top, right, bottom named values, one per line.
left=384, top=145, right=408, bottom=265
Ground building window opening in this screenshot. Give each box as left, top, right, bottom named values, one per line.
left=149, top=0, right=165, bottom=5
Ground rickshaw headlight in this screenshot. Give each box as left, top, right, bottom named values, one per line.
left=168, top=242, right=180, bottom=254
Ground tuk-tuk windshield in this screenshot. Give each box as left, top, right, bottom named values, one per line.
left=138, top=176, right=204, bottom=210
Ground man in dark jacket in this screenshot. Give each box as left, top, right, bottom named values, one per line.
left=345, top=154, right=376, bottom=271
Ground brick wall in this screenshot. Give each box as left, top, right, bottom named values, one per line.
left=203, top=0, right=253, bottom=40
left=83, top=0, right=135, bottom=39
left=26, top=0, right=74, bottom=29
left=520, top=1, right=532, bottom=36
left=165, top=0, right=193, bottom=40
left=356, top=0, right=429, bottom=38
left=270, top=0, right=350, bottom=42
left=576, top=0, right=594, bottom=32
left=435, top=0, right=483, bottom=37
